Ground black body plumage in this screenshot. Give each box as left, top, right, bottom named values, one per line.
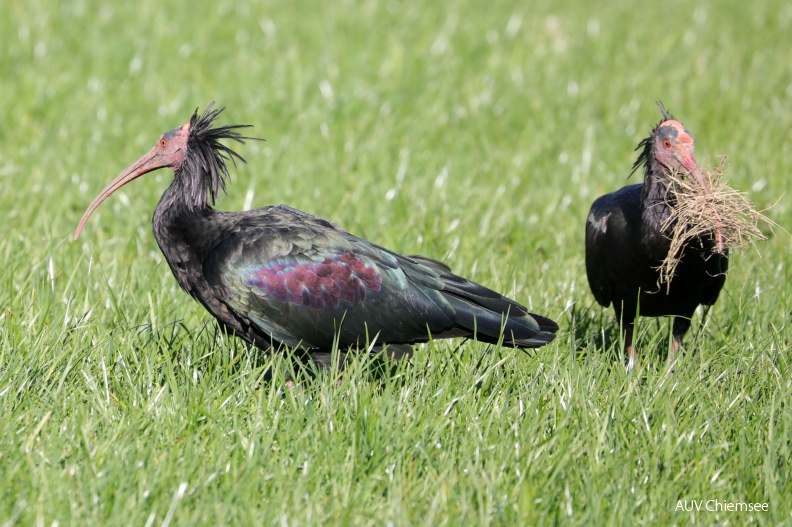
left=79, top=104, right=558, bottom=366
left=585, top=105, right=727, bottom=364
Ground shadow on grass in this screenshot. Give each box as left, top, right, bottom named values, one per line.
left=567, top=301, right=624, bottom=361
left=568, top=300, right=754, bottom=373
left=127, top=317, right=423, bottom=392
left=567, top=301, right=703, bottom=368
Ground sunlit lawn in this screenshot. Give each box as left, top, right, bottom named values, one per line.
left=1, top=0, right=791, bottom=524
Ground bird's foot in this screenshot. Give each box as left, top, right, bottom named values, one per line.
left=665, top=353, right=674, bottom=368
left=665, top=338, right=682, bottom=371
left=626, top=345, right=638, bottom=371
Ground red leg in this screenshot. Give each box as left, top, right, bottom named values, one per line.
left=616, top=304, right=637, bottom=369
left=669, top=316, right=691, bottom=365
left=625, top=322, right=637, bottom=370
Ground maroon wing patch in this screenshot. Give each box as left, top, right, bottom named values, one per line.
left=242, top=253, right=383, bottom=310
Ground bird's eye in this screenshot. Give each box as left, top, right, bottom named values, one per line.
left=160, top=138, right=167, bottom=147
left=663, top=139, right=672, bottom=149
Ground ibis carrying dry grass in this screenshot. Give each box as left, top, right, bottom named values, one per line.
left=585, top=104, right=729, bottom=367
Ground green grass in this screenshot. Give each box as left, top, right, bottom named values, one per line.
left=2, top=0, right=791, bottom=524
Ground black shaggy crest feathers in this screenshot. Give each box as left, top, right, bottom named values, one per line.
left=180, top=102, right=259, bottom=209
left=630, top=101, right=675, bottom=178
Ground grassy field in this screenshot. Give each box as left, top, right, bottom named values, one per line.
left=2, top=0, right=791, bottom=524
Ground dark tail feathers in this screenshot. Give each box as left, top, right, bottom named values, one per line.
left=404, top=254, right=557, bottom=348
left=443, top=291, right=558, bottom=348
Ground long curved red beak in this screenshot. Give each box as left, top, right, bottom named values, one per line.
left=678, top=150, right=724, bottom=253
left=74, top=147, right=166, bottom=240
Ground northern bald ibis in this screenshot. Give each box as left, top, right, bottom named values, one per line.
left=585, top=104, right=727, bottom=366
left=75, top=104, right=557, bottom=368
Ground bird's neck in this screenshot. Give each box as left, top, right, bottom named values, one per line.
left=637, top=161, right=677, bottom=261
left=152, top=174, right=217, bottom=293
left=640, top=161, right=675, bottom=232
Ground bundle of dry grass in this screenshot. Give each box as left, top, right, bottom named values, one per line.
left=658, top=156, right=774, bottom=288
